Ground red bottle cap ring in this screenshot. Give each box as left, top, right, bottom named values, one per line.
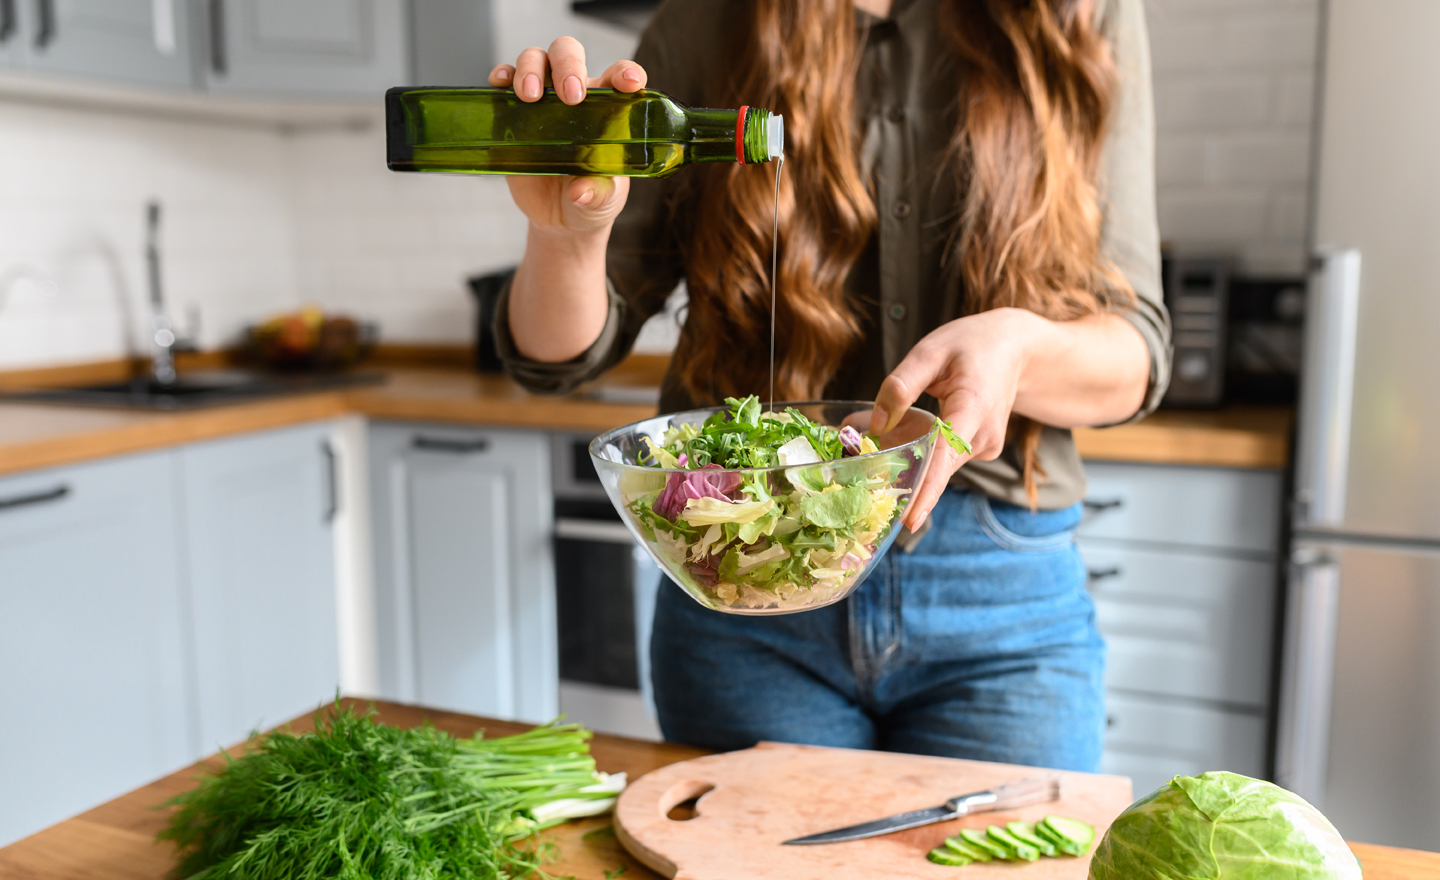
left=735, top=106, right=749, bottom=164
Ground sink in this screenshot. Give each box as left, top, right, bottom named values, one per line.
left=1, top=369, right=387, bottom=411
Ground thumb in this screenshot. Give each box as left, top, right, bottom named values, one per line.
left=566, top=175, right=620, bottom=211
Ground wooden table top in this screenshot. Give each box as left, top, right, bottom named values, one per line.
left=0, top=359, right=1293, bottom=479
left=0, top=700, right=1432, bottom=879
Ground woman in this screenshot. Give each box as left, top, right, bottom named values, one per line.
left=491, top=0, right=1169, bottom=772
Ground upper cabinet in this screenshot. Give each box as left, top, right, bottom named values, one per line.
left=204, top=0, right=406, bottom=97
left=0, top=0, right=495, bottom=101
left=26, top=0, right=194, bottom=87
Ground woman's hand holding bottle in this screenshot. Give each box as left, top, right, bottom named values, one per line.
left=489, top=38, right=648, bottom=234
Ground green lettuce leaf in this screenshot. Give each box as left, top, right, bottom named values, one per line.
left=800, top=485, right=872, bottom=530
left=1088, top=772, right=1361, bottom=880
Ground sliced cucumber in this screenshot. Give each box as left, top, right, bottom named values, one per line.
left=987, top=825, right=1040, bottom=861
left=1006, top=820, right=1058, bottom=857
left=960, top=827, right=1011, bottom=860
left=1039, top=815, right=1095, bottom=856
left=927, top=847, right=971, bottom=866
left=1034, top=820, right=1081, bottom=856
left=944, top=835, right=993, bottom=862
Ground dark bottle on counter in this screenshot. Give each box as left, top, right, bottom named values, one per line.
left=385, top=86, right=784, bottom=178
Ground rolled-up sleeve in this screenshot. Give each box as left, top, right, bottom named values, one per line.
left=1098, top=0, right=1172, bottom=423
left=493, top=7, right=695, bottom=395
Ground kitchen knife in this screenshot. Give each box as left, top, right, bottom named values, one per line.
left=782, top=774, right=1062, bottom=845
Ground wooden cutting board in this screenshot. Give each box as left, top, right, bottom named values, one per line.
left=614, top=742, right=1133, bottom=880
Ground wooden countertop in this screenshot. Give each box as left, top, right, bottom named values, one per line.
left=0, top=355, right=1293, bottom=479
left=0, top=700, right=1431, bottom=880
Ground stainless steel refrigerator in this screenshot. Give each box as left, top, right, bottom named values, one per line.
left=1274, top=0, right=1440, bottom=852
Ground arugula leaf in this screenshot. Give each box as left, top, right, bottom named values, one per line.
left=937, top=419, right=973, bottom=457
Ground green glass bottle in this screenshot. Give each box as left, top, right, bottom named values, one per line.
left=385, top=86, right=784, bottom=178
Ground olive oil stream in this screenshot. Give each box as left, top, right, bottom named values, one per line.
left=769, top=153, right=784, bottom=412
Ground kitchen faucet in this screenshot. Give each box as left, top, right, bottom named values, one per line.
left=146, top=201, right=178, bottom=385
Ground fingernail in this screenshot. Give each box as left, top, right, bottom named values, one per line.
left=622, top=67, right=641, bottom=83
left=522, top=74, right=541, bottom=100
left=574, top=189, right=595, bottom=206
left=495, top=69, right=511, bottom=82
left=869, top=407, right=889, bottom=435
left=563, top=75, right=583, bottom=103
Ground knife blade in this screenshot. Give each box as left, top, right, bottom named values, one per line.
left=782, top=773, right=1061, bottom=845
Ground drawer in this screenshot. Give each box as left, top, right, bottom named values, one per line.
left=1077, top=462, right=1283, bottom=553
left=1082, top=541, right=1277, bottom=706
left=1102, top=692, right=1267, bottom=796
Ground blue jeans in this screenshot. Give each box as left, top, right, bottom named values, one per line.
left=649, top=489, right=1106, bottom=771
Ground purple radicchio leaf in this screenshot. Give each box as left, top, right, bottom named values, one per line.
left=653, top=464, right=745, bottom=521
left=839, top=425, right=864, bottom=457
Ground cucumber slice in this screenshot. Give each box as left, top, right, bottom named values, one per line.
left=944, top=836, right=993, bottom=862
left=1006, top=821, right=1058, bottom=857
left=927, top=847, right=971, bottom=866
left=987, top=825, right=1040, bottom=861
left=1040, top=815, right=1096, bottom=855
left=960, top=827, right=1011, bottom=860
left=1035, top=821, right=1082, bottom=856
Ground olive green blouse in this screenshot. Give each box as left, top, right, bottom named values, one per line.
left=495, top=0, right=1171, bottom=510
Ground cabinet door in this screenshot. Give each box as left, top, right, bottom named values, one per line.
left=204, top=0, right=407, bottom=96
left=368, top=423, right=555, bottom=723
left=26, top=0, right=193, bottom=88
left=1081, top=540, right=1278, bottom=707
left=0, top=452, right=191, bottom=847
left=1077, top=462, right=1283, bottom=554
left=1101, top=693, right=1267, bottom=798
left=0, top=0, right=26, bottom=68
left=179, top=424, right=339, bottom=750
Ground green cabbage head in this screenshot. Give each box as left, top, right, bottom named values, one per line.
left=1088, top=771, right=1361, bottom=880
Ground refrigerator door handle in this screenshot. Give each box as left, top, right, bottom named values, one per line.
left=1293, top=249, right=1361, bottom=529
left=1274, top=548, right=1342, bottom=806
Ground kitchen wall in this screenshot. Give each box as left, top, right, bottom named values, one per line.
left=0, top=0, right=1318, bottom=371
left=1146, top=0, right=1321, bottom=274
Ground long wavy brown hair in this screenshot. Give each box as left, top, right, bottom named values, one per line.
left=677, top=0, right=1135, bottom=504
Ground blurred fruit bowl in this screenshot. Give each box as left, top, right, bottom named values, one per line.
left=244, top=307, right=377, bottom=372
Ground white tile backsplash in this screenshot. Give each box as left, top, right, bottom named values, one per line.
left=0, top=1, right=1320, bottom=370
left=1145, top=0, right=1320, bottom=273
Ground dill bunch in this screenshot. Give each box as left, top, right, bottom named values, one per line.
left=159, top=703, right=608, bottom=880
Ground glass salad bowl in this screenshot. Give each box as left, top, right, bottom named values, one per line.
left=589, top=399, right=941, bottom=615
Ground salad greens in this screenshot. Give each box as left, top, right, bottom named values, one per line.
left=626, top=396, right=960, bottom=611
left=159, top=702, right=621, bottom=880
left=1087, top=772, right=1361, bottom=880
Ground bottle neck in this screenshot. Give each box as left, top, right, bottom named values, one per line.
left=685, top=106, right=783, bottom=165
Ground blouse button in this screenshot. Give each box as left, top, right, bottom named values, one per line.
left=887, top=106, right=906, bottom=123
left=888, top=303, right=908, bottom=321
left=892, top=200, right=912, bottom=219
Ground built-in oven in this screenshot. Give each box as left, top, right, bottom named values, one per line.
left=550, top=432, right=662, bottom=740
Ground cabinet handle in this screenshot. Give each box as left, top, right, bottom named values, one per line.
left=0, top=484, right=70, bottom=512
left=1082, top=497, right=1123, bottom=512
left=412, top=435, right=490, bottom=454
left=1086, top=566, right=1122, bottom=583
left=0, top=0, right=16, bottom=44
left=33, top=0, right=53, bottom=48
left=208, top=0, right=226, bottom=74
left=555, top=517, right=635, bottom=545
left=321, top=441, right=339, bottom=524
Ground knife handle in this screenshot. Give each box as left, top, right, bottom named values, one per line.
left=944, top=774, right=1062, bottom=815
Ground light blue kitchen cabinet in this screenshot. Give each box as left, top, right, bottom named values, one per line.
left=203, top=0, right=408, bottom=96
left=0, top=451, right=192, bottom=847
left=178, top=423, right=340, bottom=751
left=0, top=0, right=27, bottom=68
left=368, top=422, right=556, bottom=724
left=23, top=0, right=193, bottom=87
left=1078, top=460, right=1285, bottom=794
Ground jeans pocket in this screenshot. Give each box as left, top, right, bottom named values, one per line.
left=973, top=494, right=1078, bottom=553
